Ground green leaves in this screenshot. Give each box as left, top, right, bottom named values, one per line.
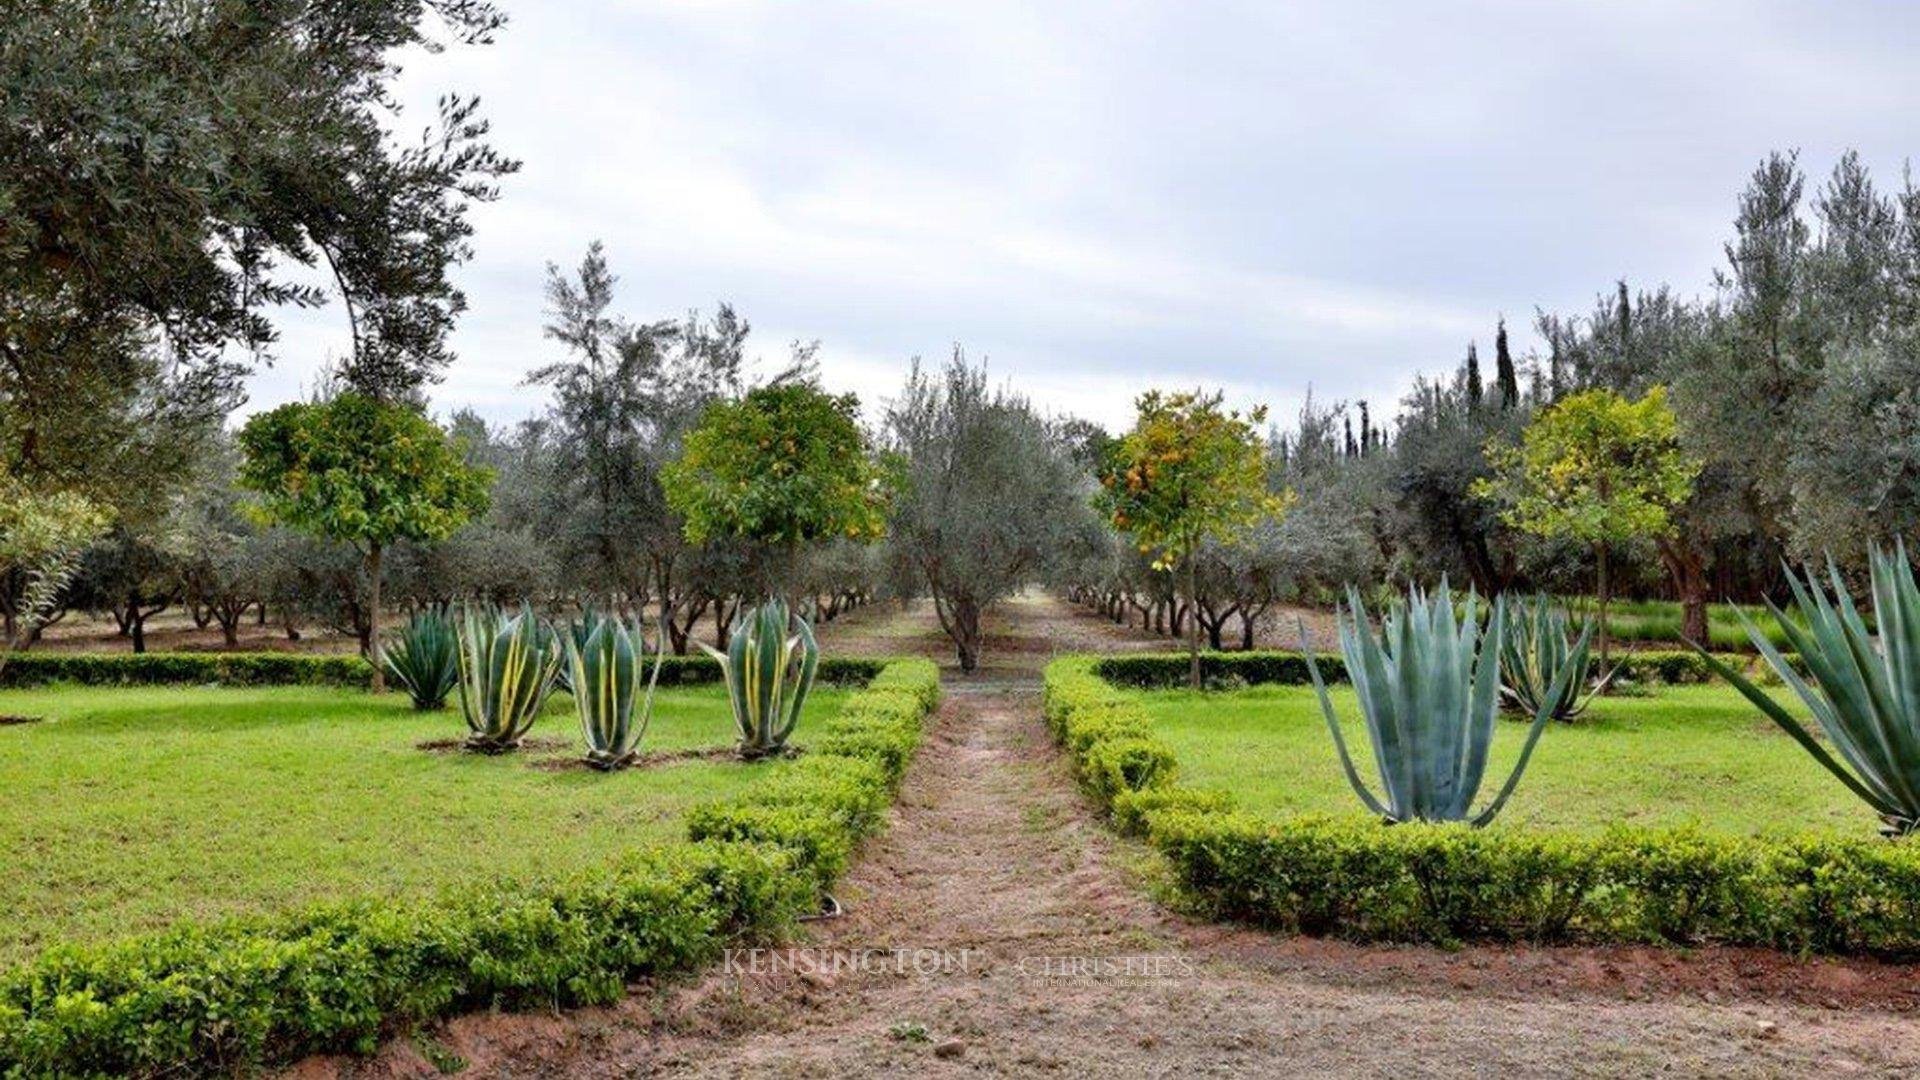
left=663, top=383, right=890, bottom=547
left=1096, top=389, right=1287, bottom=570
left=1704, top=546, right=1920, bottom=836
left=1475, top=386, right=1699, bottom=548
left=237, top=395, right=493, bottom=550
left=1304, top=584, right=1582, bottom=826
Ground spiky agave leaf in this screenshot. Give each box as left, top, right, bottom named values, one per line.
left=1302, top=583, right=1582, bottom=826
left=569, top=614, right=665, bottom=769
left=1500, top=594, right=1607, bottom=722
left=553, top=605, right=609, bottom=697
left=456, top=602, right=562, bottom=752
left=1698, top=545, right=1920, bottom=837
left=384, top=610, right=460, bottom=710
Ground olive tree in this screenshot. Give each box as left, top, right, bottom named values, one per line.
left=885, top=352, right=1093, bottom=672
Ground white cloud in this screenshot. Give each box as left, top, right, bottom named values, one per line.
left=247, top=0, right=1920, bottom=436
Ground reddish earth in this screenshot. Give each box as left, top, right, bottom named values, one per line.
left=291, top=595, right=1920, bottom=1078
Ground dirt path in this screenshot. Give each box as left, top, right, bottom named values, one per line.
left=316, top=594, right=1920, bottom=1079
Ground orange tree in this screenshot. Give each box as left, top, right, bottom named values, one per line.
left=238, top=395, right=492, bottom=691
left=1474, top=386, right=1699, bottom=667
left=1098, top=390, right=1287, bottom=688
left=663, top=382, right=891, bottom=604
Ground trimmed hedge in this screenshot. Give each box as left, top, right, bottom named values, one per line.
left=0, top=651, right=885, bottom=690
left=1092, top=648, right=1757, bottom=690
left=1045, top=655, right=1920, bottom=957
left=0, top=658, right=940, bottom=1077
left=1150, top=813, right=1920, bottom=954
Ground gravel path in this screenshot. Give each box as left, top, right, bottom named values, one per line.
left=302, top=594, right=1920, bottom=1079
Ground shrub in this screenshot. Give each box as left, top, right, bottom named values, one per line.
left=0, top=652, right=374, bottom=688
left=0, top=651, right=883, bottom=691
left=456, top=604, right=562, bottom=753
left=1142, top=811, right=1920, bottom=953
left=1093, top=647, right=1753, bottom=692
left=383, top=611, right=460, bottom=710
left=701, top=600, right=819, bottom=760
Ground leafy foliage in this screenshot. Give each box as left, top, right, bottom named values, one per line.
left=884, top=351, right=1097, bottom=671
left=238, top=396, right=494, bottom=553
left=239, top=394, right=492, bottom=688
left=664, top=382, right=889, bottom=552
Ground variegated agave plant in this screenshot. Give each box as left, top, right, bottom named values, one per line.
left=1700, top=546, right=1920, bottom=837
left=701, top=599, right=819, bottom=760
left=1302, top=583, right=1584, bottom=826
left=568, top=614, right=666, bottom=770
left=456, top=603, right=563, bottom=753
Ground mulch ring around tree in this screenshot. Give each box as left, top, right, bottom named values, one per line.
left=414, top=735, right=573, bottom=755
left=0, top=714, right=43, bottom=726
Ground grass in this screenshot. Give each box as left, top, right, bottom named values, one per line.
left=1567, top=596, right=1791, bottom=651
left=0, top=681, right=846, bottom=966
left=1134, top=683, right=1877, bottom=839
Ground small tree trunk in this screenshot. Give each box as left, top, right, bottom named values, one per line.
left=1239, top=609, right=1256, bottom=650
left=1595, top=541, right=1612, bottom=671
left=128, top=593, right=147, bottom=654
left=1186, top=553, right=1201, bottom=690
left=367, top=542, right=386, bottom=693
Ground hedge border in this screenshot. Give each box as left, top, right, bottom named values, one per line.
left=0, top=652, right=885, bottom=690
left=1091, top=648, right=1776, bottom=691
left=1045, top=656, right=1920, bottom=957
left=0, top=658, right=940, bottom=1077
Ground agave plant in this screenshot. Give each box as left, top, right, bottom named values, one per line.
left=1500, top=594, right=1610, bottom=722
left=701, top=599, right=819, bottom=760
left=568, top=615, right=666, bottom=769
left=1701, top=546, right=1920, bottom=837
left=456, top=603, right=563, bottom=753
left=383, top=610, right=460, bottom=710
left=1302, top=584, right=1584, bottom=826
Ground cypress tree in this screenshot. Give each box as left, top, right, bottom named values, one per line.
left=1359, top=400, right=1373, bottom=456
left=1465, top=342, right=1484, bottom=408
left=1344, top=415, right=1357, bottom=458
left=1495, top=318, right=1519, bottom=409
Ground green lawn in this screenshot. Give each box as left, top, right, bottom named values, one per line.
left=0, top=682, right=846, bottom=965
left=1135, top=683, right=1874, bottom=839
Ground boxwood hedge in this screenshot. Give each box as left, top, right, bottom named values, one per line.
left=0, top=658, right=939, bottom=1077
left=0, top=651, right=885, bottom=690
left=1090, top=648, right=1761, bottom=691
left=1045, top=656, right=1920, bottom=957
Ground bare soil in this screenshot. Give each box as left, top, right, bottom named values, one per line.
left=290, top=595, right=1920, bottom=1079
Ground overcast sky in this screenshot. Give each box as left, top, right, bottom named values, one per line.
left=249, top=0, right=1920, bottom=432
